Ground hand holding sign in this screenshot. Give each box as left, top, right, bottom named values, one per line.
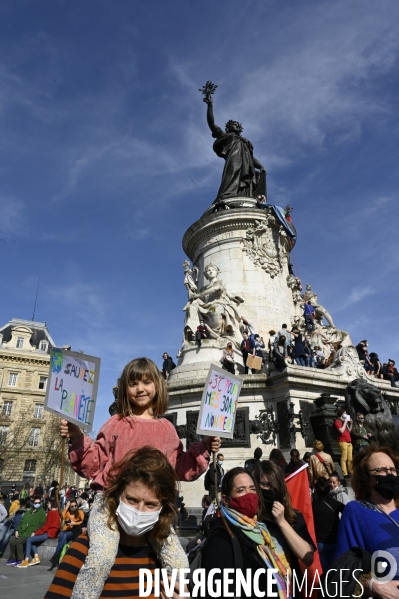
left=197, top=364, right=243, bottom=439
left=45, top=348, right=100, bottom=432
left=60, top=419, right=83, bottom=444
left=204, top=436, right=221, bottom=453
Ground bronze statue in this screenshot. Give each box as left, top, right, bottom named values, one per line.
left=200, top=81, right=266, bottom=203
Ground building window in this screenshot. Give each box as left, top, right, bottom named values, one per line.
left=38, top=376, right=48, bottom=391
left=33, top=404, right=44, bottom=419
left=16, top=337, right=24, bottom=349
left=0, top=426, right=9, bottom=445
left=1, top=401, right=13, bottom=417
left=23, top=459, right=37, bottom=475
left=8, top=373, right=18, bottom=387
left=29, top=427, right=40, bottom=447
left=39, top=341, right=48, bottom=352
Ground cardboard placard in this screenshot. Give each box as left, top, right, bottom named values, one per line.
left=196, top=364, right=243, bottom=439
left=247, top=354, right=263, bottom=370
left=44, top=348, right=101, bottom=432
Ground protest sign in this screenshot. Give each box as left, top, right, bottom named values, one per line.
left=44, top=348, right=101, bottom=432
left=196, top=364, right=243, bottom=439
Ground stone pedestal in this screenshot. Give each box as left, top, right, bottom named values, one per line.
left=174, top=197, right=296, bottom=383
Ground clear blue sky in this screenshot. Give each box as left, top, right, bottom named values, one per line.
left=1, top=0, right=398, bottom=432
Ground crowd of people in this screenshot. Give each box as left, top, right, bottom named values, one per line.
left=1, top=354, right=398, bottom=599
left=356, top=340, right=399, bottom=388
left=0, top=482, right=94, bottom=567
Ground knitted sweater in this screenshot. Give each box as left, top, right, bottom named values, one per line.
left=336, top=500, right=399, bottom=579
left=45, top=534, right=159, bottom=599
left=69, top=415, right=210, bottom=489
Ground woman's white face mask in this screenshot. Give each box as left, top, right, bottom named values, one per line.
left=116, top=498, right=162, bottom=537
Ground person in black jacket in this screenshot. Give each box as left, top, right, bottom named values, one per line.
left=254, top=459, right=315, bottom=597
left=382, top=359, right=399, bottom=388
left=244, top=447, right=263, bottom=475
left=312, top=477, right=345, bottom=572
left=200, top=467, right=291, bottom=599
left=161, top=352, right=176, bottom=380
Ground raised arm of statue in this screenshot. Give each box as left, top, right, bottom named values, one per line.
left=204, top=96, right=221, bottom=137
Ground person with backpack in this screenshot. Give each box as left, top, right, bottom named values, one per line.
left=244, top=448, right=263, bottom=475
left=308, top=440, right=335, bottom=485
left=198, top=467, right=292, bottom=599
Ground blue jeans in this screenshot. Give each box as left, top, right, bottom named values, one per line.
left=25, top=533, right=48, bottom=557
left=296, top=356, right=306, bottom=366
left=317, top=542, right=336, bottom=572
left=54, top=531, right=73, bottom=556
left=0, top=523, right=14, bottom=554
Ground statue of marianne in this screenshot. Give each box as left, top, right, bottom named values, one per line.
left=202, top=85, right=266, bottom=203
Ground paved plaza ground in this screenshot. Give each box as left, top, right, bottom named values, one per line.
left=0, top=561, right=54, bottom=599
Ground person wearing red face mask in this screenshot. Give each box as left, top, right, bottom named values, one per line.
left=200, top=468, right=291, bottom=599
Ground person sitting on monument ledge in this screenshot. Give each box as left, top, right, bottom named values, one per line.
left=369, top=351, right=383, bottom=378
left=356, top=339, right=375, bottom=375
left=382, top=358, right=399, bottom=388
left=273, top=335, right=288, bottom=372
left=222, top=342, right=235, bottom=375
left=267, top=329, right=277, bottom=363
left=195, top=319, right=211, bottom=347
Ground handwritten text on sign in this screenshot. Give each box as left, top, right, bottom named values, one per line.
left=44, top=348, right=101, bottom=432
left=197, top=364, right=243, bottom=439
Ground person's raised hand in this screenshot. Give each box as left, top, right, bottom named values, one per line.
left=204, top=436, right=221, bottom=453
left=60, top=419, right=82, bottom=443
left=271, top=501, right=285, bottom=526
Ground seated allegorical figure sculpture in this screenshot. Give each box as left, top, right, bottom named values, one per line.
left=303, top=283, right=335, bottom=328
left=183, top=263, right=244, bottom=347
left=200, top=81, right=266, bottom=203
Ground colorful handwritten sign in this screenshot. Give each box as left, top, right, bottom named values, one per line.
left=44, top=348, right=101, bottom=432
left=196, top=364, right=243, bottom=439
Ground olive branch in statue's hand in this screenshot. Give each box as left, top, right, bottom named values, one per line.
left=199, top=81, right=218, bottom=103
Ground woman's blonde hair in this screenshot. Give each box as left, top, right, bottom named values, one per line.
left=313, top=440, right=324, bottom=452
left=116, top=357, right=168, bottom=418
left=104, top=447, right=177, bottom=548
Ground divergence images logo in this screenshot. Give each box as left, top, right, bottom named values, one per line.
left=371, top=550, right=397, bottom=583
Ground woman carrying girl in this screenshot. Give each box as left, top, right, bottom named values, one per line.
left=61, top=357, right=220, bottom=599
left=45, top=447, right=185, bottom=599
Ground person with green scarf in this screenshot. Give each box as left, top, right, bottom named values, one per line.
left=200, top=467, right=293, bottom=599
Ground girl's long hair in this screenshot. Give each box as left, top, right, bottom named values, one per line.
left=116, top=357, right=168, bottom=417
left=104, top=446, right=177, bottom=549
left=254, top=459, right=297, bottom=527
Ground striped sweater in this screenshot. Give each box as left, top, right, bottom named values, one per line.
left=44, top=534, right=159, bottom=599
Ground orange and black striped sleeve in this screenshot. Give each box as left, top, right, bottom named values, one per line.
left=44, top=534, right=160, bottom=599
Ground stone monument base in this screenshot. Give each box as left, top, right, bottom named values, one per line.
left=167, top=353, right=399, bottom=507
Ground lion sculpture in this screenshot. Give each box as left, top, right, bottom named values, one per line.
left=345, top=378, right=399, bottom=453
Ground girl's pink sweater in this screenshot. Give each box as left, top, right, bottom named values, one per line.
left=69, top=414, right=210, bottom=490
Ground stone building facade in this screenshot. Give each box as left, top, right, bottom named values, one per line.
left=0, top=318, right=82, bottom=488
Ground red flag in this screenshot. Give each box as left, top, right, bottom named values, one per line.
left=285, top=464, right=322, bottom=599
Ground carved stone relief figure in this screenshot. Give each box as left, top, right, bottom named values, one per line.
left=183, top=263, right=244, bottom=347
left=183, top=260, right=198, bottom=300
left=287, top=273, right=303, bottom=316
left=303, top=284, right=335, bottom=328
left=242, top=217, right=284, bottom=278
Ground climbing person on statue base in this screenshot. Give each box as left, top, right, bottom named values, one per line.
left=60, top=357, right=221, bottom=599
